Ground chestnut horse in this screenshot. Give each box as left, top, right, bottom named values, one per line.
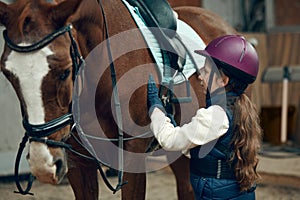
left=0, top=0, right=236, bottom=199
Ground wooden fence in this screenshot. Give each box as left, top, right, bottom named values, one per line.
left=244, top=32, right=300, bottom=143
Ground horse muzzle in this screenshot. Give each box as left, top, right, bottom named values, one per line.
left=27, top=141, right=68, bottom=184
left=22, top=114, right=73, bottom=184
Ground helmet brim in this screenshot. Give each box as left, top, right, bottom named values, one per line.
left=194, top=50, right=211, bottom=57
left=194, top=50, right=256, bottom=84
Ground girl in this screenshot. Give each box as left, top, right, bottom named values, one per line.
left=147, top=35, right=262, bottom=199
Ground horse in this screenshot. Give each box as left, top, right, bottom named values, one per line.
left=0, top=0, right=236, bottom=199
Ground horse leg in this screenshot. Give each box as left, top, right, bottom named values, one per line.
left=66, top=134, right=99, bottom=200
left=167, top=154, right=194, bottom=200
left=120, top=139, right=148, bottom=200
left=121, top=172, right=146, bottom=200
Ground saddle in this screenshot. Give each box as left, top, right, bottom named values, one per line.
left=127, top=0, right=187, bottom=72
left=127, top=0, right=176, bottom=33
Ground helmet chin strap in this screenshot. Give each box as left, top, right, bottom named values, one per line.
left=205, top=65, right=228, bottom=108
left=205, top=66, right=217, bottom=107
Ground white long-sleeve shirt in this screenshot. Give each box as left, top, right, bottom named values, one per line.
left=150, top=105, right=229, bottom=152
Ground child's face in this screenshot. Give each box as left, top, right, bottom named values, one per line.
left=198, top=59, right=227, bottom=95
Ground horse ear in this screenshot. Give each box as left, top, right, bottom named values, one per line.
left=50, top=0, right=82, bottom=27
left=0, top=1, right=8, bottom=26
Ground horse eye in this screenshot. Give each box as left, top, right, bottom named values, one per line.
left=59, top=69, right=71, bottom=81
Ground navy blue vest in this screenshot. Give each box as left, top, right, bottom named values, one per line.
left=190, top=91, right=238, bottom=179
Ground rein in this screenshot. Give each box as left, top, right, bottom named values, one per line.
left=98, top=0, right=128, bottom=191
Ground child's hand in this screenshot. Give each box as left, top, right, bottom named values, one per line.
left=147, top=74, right=165, bottom=115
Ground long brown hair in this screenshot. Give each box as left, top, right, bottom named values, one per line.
left=220, top=68, right=262, bottom=191
left=229, top=87, right=262, bottom=191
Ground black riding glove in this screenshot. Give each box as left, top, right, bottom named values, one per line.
left=147, top=74, right=165, bottom=116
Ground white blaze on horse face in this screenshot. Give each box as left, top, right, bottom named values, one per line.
left=5, top=44, right=57, bottom=180
left=5, top=45, right=53, bottom=124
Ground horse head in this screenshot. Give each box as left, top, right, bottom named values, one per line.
left=0, top=0, right=82, bottom=184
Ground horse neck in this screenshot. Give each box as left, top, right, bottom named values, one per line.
left=71, top=0, right=138, bottom=56
left=69, top=0, right=105, bottom=56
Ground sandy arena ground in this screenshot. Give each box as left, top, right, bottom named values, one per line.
left=0, top=166, right=300, bottom=200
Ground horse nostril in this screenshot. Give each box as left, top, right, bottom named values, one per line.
left=53, top=154, right=67, bottom=183
left=54, top=158, right=63, bottom=176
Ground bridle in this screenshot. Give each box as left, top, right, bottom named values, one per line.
left=3, top=24, right=81, bottom=147
left=4, top=24, right=82, bottom=148
left=3, top=24, right=85, bottom=195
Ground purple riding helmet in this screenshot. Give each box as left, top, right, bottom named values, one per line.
left=195, top=35, right=259, bottom=84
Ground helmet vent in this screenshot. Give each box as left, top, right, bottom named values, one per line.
left=239, top=38, right=247, bottom=63
left=214, top=35, right=236, bottom=47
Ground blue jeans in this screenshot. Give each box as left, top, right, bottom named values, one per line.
left=190, top=173, right=255, bottom=200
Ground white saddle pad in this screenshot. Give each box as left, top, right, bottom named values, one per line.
left=122, top=0, right=206, bottom=84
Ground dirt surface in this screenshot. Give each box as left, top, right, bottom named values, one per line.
left=1, top=166, right=300, bottom=200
